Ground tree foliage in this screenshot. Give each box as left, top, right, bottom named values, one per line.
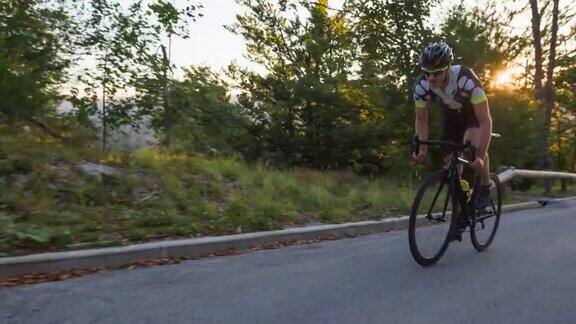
left=71, top=0, right=202, bottom=148
left=440, top=2, right=529, bottom=86
left=155, top=66, right=253, bottom=156
left=1, top=0, right=574, bottom=179
left=0, top=0, right=72, bottom=122
left=227, top=0, right=440, bottom=173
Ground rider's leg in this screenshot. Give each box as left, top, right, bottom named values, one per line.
left=464, top=127, right=493, bottom=210
left=441, top=113, right=465, bottom=172
left=463, top=127, right=490, bottom=185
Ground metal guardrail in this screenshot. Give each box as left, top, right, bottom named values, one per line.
left=498, top=168, right=576, bottom=183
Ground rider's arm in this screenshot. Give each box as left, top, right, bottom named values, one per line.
left=413, top=76, right=430, bottom=154
left=415, top=104, right=429, bottom=154
left=473, top=99, right=492, bottom=160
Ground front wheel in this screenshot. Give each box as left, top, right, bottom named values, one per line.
left=470, top=173, right=503, bottom=251
left=409, top=171, right=457, bottom=267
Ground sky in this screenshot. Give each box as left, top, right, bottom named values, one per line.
left=58, top=0, right=574, bottom=123
left=167, top=0, right=478, bottom=75
left=169, top=0, right=251, bottom=74
left=168, top=0, right=574, bottom=70
left=57, top=0, right=574, bottom=86
left=167, top=0, right=574, bottom=92
left=67, top=0, right=573, bottom=94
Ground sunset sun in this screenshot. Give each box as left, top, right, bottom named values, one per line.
left=494, top=66, right=523, bottom=87
left=496, top=71, right=512, bottom=85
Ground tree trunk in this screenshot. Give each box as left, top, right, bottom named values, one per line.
left=542, top=0, right=560, bottom=195
left=571, top=143, right=576, bottom=172
left=161, top=45, right=172, bottom=146
left=102, top=81, right=107, bottom=151
left=561, top=179, right=568, bottom=192
left=529, top=0, right=544, bottom=99
left=102, top=51, right=109, bottom=151
left=545, top=0, right=559, bottom=134
left=530, top=0, right=561, bottom=195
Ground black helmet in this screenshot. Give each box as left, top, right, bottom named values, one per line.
left=419, top=41, right=453, bottom=72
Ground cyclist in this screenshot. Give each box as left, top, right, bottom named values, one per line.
left=412, top=41, right=493, bottom=209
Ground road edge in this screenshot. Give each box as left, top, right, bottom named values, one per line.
left=0, top=201, right=548, bottom=279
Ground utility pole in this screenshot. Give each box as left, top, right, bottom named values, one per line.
left=102, top=49, right=108, bottom=151
left=161, top=45, right=171, bottom=146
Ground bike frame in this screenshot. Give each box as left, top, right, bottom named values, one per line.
left=413, top=137, right=483, bottom=236
left=409, top=135, right=503, bottom=265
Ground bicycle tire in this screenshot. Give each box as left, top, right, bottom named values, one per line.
left=470, top=173, right=502, bottom=251
left=409, top=170, right=458, bottom=267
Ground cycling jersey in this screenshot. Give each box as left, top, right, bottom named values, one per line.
left=413, top=65, right=487, bottom=110
left=412, top=65, right=488, bottom=145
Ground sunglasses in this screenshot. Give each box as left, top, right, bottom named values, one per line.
left=423, top=66, right=448, bottom=77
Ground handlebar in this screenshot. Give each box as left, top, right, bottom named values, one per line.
left=412, top=135, right=476, bottom=160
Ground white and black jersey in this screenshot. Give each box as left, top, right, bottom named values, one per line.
left=413, top=65, right=487, bottom=111
left=412, top=65, right=488, bottom=144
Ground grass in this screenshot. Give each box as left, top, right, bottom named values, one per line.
left=504, top=180, right=576, bottom=204
left=0, top=129, right=422, bottom=256
left=1, top=127, right=574, bottom=257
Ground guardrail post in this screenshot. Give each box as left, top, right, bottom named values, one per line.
left=561, top=170, right=568, bottom=192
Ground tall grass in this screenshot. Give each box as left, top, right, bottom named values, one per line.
left=0, top=133, right=421, bottom=256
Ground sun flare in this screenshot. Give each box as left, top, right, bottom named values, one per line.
left=494, top=66, right=523, bottom=88
left=496, top=71, right=512, bottom=85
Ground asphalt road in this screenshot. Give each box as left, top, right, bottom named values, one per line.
left=2, top=199, right=576, bottom=324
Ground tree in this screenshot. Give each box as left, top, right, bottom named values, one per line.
left=529, top=0, right=545, bottom=101
left=162, top=66, right=253, bottom=156
left=440, top=2, right=529, bottom=86
left=346, top=0, right=439, bottom=91
left=72, top=0, right=202, bottom=149
left=228, top=0, right=372, bottom=169
left=345, top=0, right=442, bottom=170
left=526, top=0, right=576, bottom=192
left=0, top=0, right=73, bottom=125
left=550, top=34, right=576, bottom=189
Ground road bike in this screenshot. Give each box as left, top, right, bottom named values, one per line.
left=408, top=135, right=503, bottom=267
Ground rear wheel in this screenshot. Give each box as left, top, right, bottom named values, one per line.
left=470, top=173, right=502, bottom=251
left=409, top=171, right=457, bottom=267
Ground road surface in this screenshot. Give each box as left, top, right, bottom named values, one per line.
left=2, top=200, right=576, bottom=323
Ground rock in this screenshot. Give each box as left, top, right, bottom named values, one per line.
left=75, top=162, right=120, bottom=179
left=51, top=161, right=73, bottom=178
left=130, top=178, right=160, bottom=203
left=13, top=174, right=32, bottom=187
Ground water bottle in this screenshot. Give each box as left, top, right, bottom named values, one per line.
left=460, top=179, right=471, bottom=202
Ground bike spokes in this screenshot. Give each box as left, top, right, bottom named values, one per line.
left=470, top=174, right=502, bottom=251
left=409, top=171, right=454, bottom=266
